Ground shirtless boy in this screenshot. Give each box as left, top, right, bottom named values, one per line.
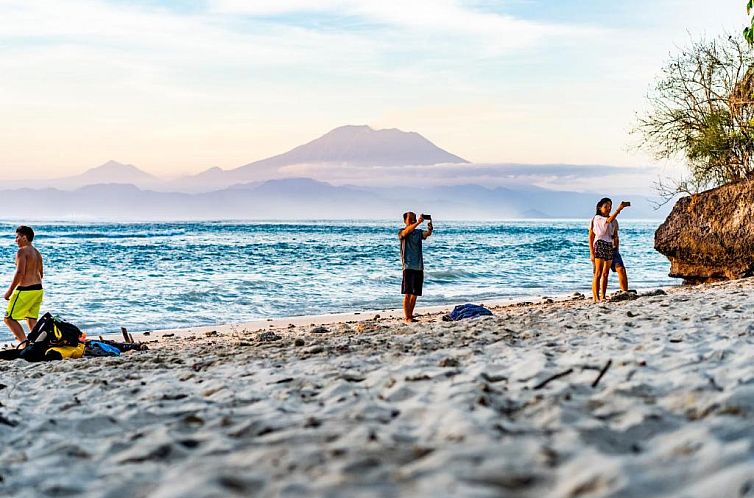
left=4, top=226, right=44, bottom=343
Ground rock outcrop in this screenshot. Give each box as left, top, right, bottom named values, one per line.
left=655, top=178, right=754, bottom=283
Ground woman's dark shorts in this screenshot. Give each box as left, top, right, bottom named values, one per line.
left=594, top=240, right=614, bottom=261
left=402, top=269, right=424, bottom=296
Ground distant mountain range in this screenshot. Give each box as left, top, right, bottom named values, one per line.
left=0, top=125, right=668, bottom=220
left=0, top=178, right=668, bottom=221
left=1, top=125, right=471, bottom=192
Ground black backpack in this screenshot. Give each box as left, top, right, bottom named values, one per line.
left=0, top=314, right=85, bottom=362
left=18, top=313, right=85, bottom=362
left=27, top=313, right=82, bottom=347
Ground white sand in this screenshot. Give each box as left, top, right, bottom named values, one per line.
left=1, top=281, right=754, bottom=497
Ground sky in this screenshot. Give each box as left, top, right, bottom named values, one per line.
left=0, top=0, right=746, bottom=182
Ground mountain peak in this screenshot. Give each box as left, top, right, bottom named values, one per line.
left=233, top=124, right=468, bottom=172
left=176, top=125, right=470, bottom=191
left=329, top=124, right=373, bottom=132
left=324, top=125, right=422, bottom=139
left=73, top=160, right=158, bottom=185
left=91, top=160, right=141, bottom=173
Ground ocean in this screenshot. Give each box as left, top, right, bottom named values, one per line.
left=0, top=220, right=674, bottom=340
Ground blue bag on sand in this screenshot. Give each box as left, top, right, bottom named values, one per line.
left=443, top=304, right=493, bottom=321
left=85, top=341, right=121, bottom=357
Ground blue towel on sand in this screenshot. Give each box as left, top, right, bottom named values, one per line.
left=443, top=304, right=493, bottom=321
left=86, top=341, right=121, bottom=357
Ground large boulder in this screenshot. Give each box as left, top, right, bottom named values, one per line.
left=654, top=178, right=754, bottom=284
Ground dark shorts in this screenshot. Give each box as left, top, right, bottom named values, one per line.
left=402, top=269, right=423, bottom=296
left=594, top=240, right=613, bottom=261
left=611, top=251, right=624, bottom=272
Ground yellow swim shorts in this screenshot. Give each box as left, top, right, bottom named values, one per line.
left=5, top=284, right=43, bottom=321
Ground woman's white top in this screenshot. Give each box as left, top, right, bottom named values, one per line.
left=591, top=215, right=615, bottom=245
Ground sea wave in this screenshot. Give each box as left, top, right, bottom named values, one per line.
left=425, top=269, right=479, bottom=282
left=42, top=230, right=187, bottom=240
left=516, top=239, right=588, bottom=252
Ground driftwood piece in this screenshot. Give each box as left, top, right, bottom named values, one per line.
left=591, top=359, right=612, bottom=388
left=533, top=369, right=574, bottom=390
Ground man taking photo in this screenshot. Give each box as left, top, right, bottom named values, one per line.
left=398, top=212, right=432, bottom=323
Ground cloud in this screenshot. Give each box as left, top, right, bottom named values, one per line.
left=0, top=0, right=736, bottom=180
left=210, top=0, right=601, bottom=54
left=273, top=161, right=658, bottom=193
left=0, top=1, right=377, bottom=69
left=2, top=0, right=598, bottom=113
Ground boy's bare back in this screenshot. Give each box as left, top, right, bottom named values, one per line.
left=17, top=245, right=43, bottom=286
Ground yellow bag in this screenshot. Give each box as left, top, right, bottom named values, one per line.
left=46, top=343, right=85, bottom=360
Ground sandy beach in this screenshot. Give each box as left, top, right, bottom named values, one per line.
left=1, top=280, right=754, bottom=498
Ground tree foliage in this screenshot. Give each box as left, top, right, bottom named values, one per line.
left=745, top=1, right=754, bottom=44
left=636, top=35, right=754, bottom=198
